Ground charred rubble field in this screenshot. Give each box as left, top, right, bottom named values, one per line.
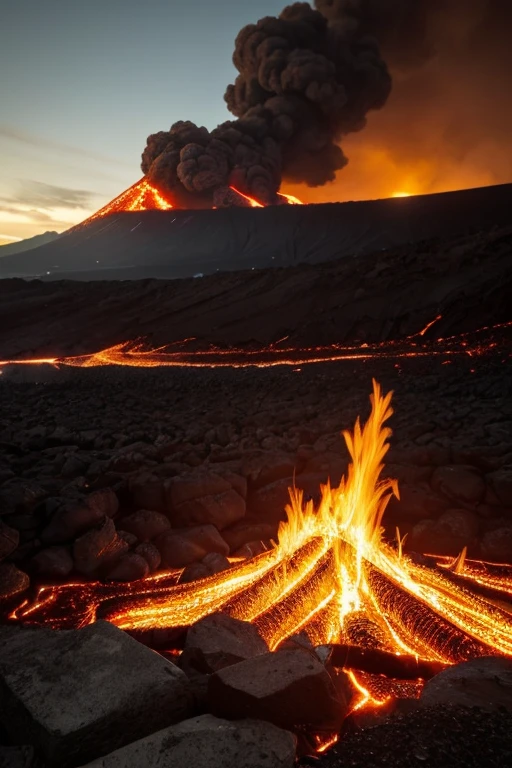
left=1, top=350, right=512, bottom=767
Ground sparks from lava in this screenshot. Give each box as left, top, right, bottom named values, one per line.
left=70, top=178, right=303, bottom=232
left=10, top=382, right=512, bottom=722
left=1, top=319, right=510, bottom=372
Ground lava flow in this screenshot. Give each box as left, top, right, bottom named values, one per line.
left=10, top=381, right=512, bottom=724
left=70, top=176, right=303, bottom=232
left=1, top=319, right=510, bottom=372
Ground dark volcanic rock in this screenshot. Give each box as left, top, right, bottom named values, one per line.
left=0, top=519, right=19, bottom=560
left=171, top=488, right=246, bottom=531
left=0, top=745, right=38, bottom=768
left=222, top=521, right=277, bottom=553
left=420, top=657, right=512, bottom=711
left=134, top=541, right=161, bottom=571
left=431, top=465, right=486, bottom=506
left=208, top=647, right=350, bottom=740
left=0, top=480, right=46, bottom=517
left=0, top=562, right=29, bottom=603
left=117, top=509, right=171, bottom=541
left=0, top=621, right=194, bottom=767
left=481, top=526, right=512, bottom=562
left=81, top=714, right=296, bottom=768
left=155, top=525, right=229, bottom=569
left=104, top=552, right=150, bottom=581
left=31, top=546, right=73, bottom=578
left=310, top=704, right=512, bottom=768
left=41, top=489, right=118, bottom=545
left=72, top=518, right=128, bottom=575
left=185, top=613, right=268, bottom=672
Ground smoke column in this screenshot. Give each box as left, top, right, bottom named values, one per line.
left=142, top=1, right=512, bottom=207
left=141, top=2, right=391, bottom=207
left=295, top=0, right=512, bottom=201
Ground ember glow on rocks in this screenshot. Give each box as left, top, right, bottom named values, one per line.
left=10, top=382, right=512, bottom=725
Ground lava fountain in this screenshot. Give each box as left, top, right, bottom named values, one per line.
left=10, top=381, right=512, bottom=723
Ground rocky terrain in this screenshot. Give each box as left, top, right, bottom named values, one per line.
left=1, top=354, right=511, bottom=601
left=1, top=204, right=511, bottom=766
left=1, top=352, right=512, bottom=767
left=0, top=223, right=511, bottom=362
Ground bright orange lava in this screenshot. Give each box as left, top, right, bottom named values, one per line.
left=70, top=178, right=303, bottom=229
left=1, top=319, right=509, bottom=372
left=8, top=381, right=512, bottom=744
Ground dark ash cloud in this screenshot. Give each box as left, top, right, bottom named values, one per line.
left=141, top=2, right=391, bottom=207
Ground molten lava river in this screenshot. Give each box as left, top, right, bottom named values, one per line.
left=9, top=380, right=512, bottom=728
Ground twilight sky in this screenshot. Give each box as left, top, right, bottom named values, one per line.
left=2, top=0, right=511, bottom=245
left=0, top=0, right=290, bottom=244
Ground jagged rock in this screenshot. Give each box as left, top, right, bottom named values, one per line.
left=166, top=473, right=231, bottom=508
left=171, top=489, right=246, bottom=530
left=208, top=647, right=349, bottom=739
left=436, top=508, right=480, bottom=549
left=41, top=489, right=119, bottom=544
left=135, top=541, right=161, bottom=571
left=178, top=562, right=211, bottom=583
left=0, top=745, right=38, bottom=768
left=0, top=621, right=194, bottom=767
left=431, top=465, right=486, bottom=505
left=386, top=485, right=448, bottom=521
left=128, top=476, right=166, bottom=514
left=185, top=613, right=268, bottom=673
left=241, top=451, right=300, bottom=489
left=0, top=480, right=46, bottom=517
left=31, top=546, right=73, bottom=577
left=104, top=552, right=150, bottom=581
left=481, top=526, right=512, bottom=562
left=0, top=519, right=19, bottom=560
left=155, top=525, right=229, bottom=569
left=486, top=467, right=512, bottom=507
left=81, top=715, right=296, bottom=768
left=116, top=530, right=138, bottom=547
left=118, top=509, right=171, bottom=541
left=222, top=521, right=277, bottom=553
left=421, top=656, right=512, bottom=711
left=201, top=551, right=231, bottom=575
left=215, top=470, right=247, bottom=499
left=86, top=488, right=119, bottom=518
left=0, top=563, right=29, bottom=602
left=73, top=518, right=128, bottom=575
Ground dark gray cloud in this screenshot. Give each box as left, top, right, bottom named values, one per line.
left=141, top=2, right=391, bottom=207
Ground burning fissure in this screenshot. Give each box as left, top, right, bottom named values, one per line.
left=10, top=382, right=512, bottom=723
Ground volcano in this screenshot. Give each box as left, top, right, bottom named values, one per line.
left=0, top=182, right=511, bottom=282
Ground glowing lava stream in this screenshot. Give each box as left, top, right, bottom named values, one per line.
left=12, top=382, right=512, bottom=684
left=1, top=319, right=510, bottom=371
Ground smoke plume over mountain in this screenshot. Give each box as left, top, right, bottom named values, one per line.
left=141, top=1, right=512, bottom=207
left=141, top=2, right=391, bottom=207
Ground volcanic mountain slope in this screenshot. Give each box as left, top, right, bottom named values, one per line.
left=0, top=231, right=59, bottom=259
left=0, top=223, right=510, bottom=361
left=0, top=183, right=510, bottom=281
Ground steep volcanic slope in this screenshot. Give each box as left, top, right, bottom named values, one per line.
left=0, top=224, right=510, bottom=360
left=0, top=184, right=510, bottom=280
